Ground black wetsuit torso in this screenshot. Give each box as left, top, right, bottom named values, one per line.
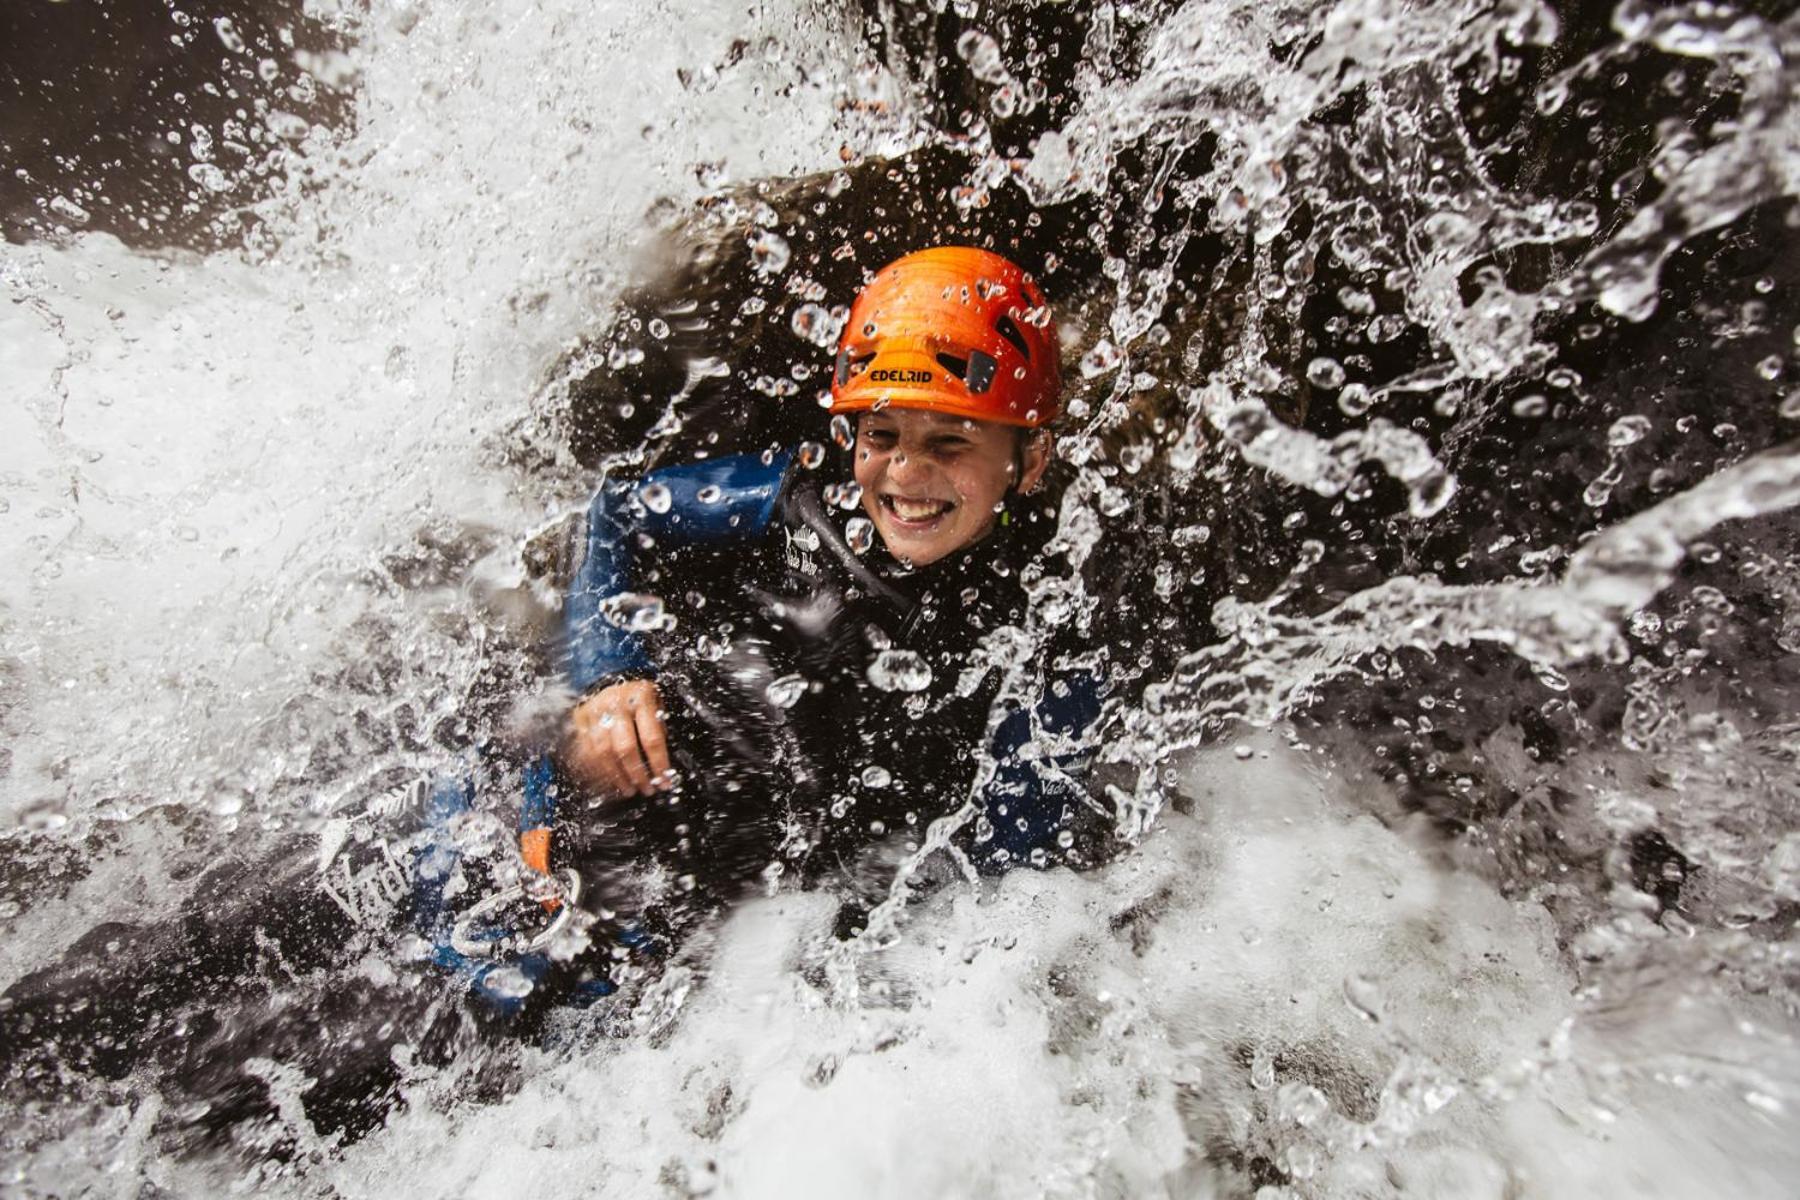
left=556, top=460, right=1087, bottom=940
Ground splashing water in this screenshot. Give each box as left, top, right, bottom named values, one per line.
left=5, top=0, right=1800, bottom=1195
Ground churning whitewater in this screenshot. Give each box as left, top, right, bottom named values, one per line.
left=3, top=0, right=1799, bottom=1196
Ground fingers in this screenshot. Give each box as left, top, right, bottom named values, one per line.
left=635, top=696, right=672, bottom=787
left=626, top=683, right=669, bottom=798
left=566, top=690, right=626, bottom=797
left=610, top=698, right=651, bottom=795
left=565, top=681, right=673, bottom=800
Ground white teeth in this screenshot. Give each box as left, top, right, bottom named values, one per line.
left=889, top=496, right=950, bottom=522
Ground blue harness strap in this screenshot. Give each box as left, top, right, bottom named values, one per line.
left=977, top=669, right=1105, bottom=870
left=518, top=753, right=559, bottom=834
left=412, top=763, right=613, bottom=1017
left=528, top=450, right=795, bottom=852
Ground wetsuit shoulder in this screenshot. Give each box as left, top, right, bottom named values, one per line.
left=565, top=449, right=796, bottom=692
left=626, top=448, right=796, bottom=541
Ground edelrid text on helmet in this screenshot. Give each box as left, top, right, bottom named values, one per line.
left=828, top=246, right=1062, bottom=428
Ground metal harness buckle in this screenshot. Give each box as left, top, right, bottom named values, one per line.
left=449, top=868, right=583, bottom=958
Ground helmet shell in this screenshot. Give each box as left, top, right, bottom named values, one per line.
left=829, top=246, right=1061, bottom=428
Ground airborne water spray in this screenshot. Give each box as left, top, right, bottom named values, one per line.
left=4, top=0, right=1800, bottom=1196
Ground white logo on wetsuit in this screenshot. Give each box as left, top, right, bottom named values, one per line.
left=318, top=834, right=409, bottom=924
left=784, top=524, right=821, bottom=576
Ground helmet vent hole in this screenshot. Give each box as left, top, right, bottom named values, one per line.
left=965, top=350, right=998, bottom=394
left=995, top=315, right=1031, bottom=361
left=836, top=349, right=876, bottom=386
left=936, top=350, right=996, bottom=394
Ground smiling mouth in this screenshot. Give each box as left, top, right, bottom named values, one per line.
left=880, top=494, right=955, bottom=525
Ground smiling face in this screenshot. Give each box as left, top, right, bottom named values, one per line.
left=852, top=407, right=1051, bottom=567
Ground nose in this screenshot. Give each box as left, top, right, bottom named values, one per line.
left=885, top=448, right=929, bottom=488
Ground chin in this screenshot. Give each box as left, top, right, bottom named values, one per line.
left=878, top=528, right=956, bottom=567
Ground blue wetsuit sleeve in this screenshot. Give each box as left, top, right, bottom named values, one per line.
left=564, top=448, right=795, bottom=694
left=976, top=671, right=1104, bottom=871
left=530, top=449, right=796, bottom=846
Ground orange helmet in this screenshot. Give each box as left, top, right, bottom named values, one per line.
left=829, top=246, right=1061, bottom=428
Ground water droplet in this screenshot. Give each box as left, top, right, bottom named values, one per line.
left=213, top=16, right=247, bottom=52
left=1306, top=357, right=1346, bottom=389
left=748, top=229, right=789, bottom=274
left=1343, top=974, right=1383, bottom=1022
left=1249, top=1048, right=1277, bottom=1090
left=48, top=195, right=90, bottom=225
left=1337, top=382, right=1372, bottom=416
left=790, top=303, right=841, bottom=348
left=765, top=674, right=807, bottom=708
left=265, top=111, right=310, bottom=141
left=1118, top=443, right=1154, bottom=474
left=482, top=966, right=535, bottom=1000
left=187, top=162, right=231, bottom=193
left=829, top=413, right=853, bottom=448
left=1532, top=662, right=1570, bottom=692
left=868, top=649, right=932, bottom=692
left=797, top=441, right=826, bottom=469
left=1080, top=339, right=1121, bottom=378
left=1780, top=390, right=1800, bottom=419
left=598, top=592, right=670, bottom=632
left=638, top=481, right=673, bottom=513
left=1607, top=415, right=1651, bottom=447
left=696, top=484, right=723, bottom=504
left=1744, top=1090, right=1785, bottom=1116
left=1512, top=393, right=1548, bottom=417
left=846, top=517, right=874, bottom=554
left=955, top=30, right=1008, bottom=84
left=649, top=318, right=670, bottom=340
left=1408, top=471, right=1455, bottom=518
left=860, top=765, right=893, bottom=789
left=1278, top=1081, right=1332, bottom=1126
left=1366, top=314, right=1407, bottom=343
left=1756, top=354, right=1783, bottom=381
left=1280, top=1143, right=1319, bottom=1181
left=1172, top=524, right=1211, bottom=547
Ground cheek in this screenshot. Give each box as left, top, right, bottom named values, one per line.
left=852, top=451, right=880, bottom=494
left=950, top=463, right=1007, bottom=514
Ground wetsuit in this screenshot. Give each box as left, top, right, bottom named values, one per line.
left=531, top=446, right=1106, bottom=954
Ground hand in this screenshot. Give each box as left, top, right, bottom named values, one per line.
left=564, top=680, right=674, bottom=799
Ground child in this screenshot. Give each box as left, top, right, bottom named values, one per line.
left=0, top=251, right=1106, bottom=1130
left=521, top=246, right=1105, bottom=967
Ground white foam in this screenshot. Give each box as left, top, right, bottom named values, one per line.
left=302, top=736, right=1795, bottom=1198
